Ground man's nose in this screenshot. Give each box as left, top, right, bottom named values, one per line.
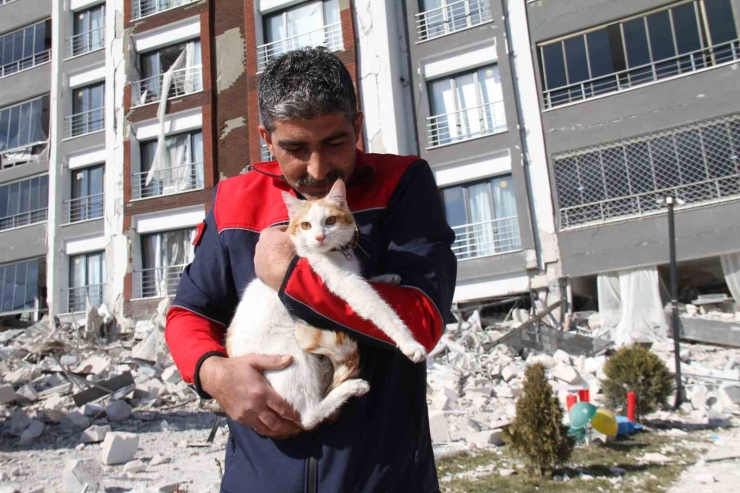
left=307, top=153, right=331, bottom=181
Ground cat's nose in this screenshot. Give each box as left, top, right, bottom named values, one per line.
left=315, top=234, right=325, bottom=243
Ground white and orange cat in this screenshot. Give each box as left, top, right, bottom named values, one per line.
left=225, top=179, right=426, bottom=431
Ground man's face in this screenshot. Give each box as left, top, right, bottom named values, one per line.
left=259, top=112, right=363, bottom=200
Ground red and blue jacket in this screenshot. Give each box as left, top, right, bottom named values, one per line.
left=165, top=150, right=457, bottom=493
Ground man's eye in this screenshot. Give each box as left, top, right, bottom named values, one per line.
left=327, top=140, right=344, bottom=147
left=284, top=147, right=302, bottom=155
left=325, top=216, right=337, bottom=226
left=301, top=222, right=312, bottom=230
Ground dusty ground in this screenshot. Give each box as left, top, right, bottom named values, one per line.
left=668, top=423, right=740, bottom=493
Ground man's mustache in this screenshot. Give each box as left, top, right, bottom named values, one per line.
left=295, top=169, right=345, bottom=187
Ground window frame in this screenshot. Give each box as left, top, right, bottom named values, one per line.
left=439, top=174, right=517, bottom=226
left=0, top=258, right=42, bottom=315
left=0, top=95, right=50, bottom=154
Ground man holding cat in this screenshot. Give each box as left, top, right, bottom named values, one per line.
left=166, top=47, right=457, bottom=492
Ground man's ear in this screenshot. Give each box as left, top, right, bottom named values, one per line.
left=352, top=112, right=364, bottom=146
left=259, top=124, right=273, bottom=159
left=282, top=192, right=304, bottom=218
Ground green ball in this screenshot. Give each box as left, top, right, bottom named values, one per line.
left=569, top=402, right=597, bottom=429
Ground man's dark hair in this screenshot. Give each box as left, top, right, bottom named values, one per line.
left=258, top=47, right=357, bottom=133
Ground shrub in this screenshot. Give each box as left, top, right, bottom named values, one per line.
left=504, top=363, right=574, bottom=477
left=602, top=344, right=673, bottom=420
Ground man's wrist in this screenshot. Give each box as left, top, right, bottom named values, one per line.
left=195, top=352, right=227, bottom=400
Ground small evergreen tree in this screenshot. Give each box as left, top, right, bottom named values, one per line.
left=603, top=344, right=673, bottom=420
left=504, top=363, right=574, bottom=477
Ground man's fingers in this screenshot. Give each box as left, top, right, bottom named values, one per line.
left=258, top=410, right=302, bottom=435
left=248, top=354, right=293, bottom=371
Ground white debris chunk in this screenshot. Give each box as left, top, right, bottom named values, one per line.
left=81, top=425, right=111, bottom=444
left=151, top=454, right=172, bottom=466
left=467, top=429, right=504, bottom=447
left=553, top=349, right=571, bottom=366
left=106, top=400, right=132, bottom=421
left=123, top=459, right=147, bottom=473
left=428, top=410, right=451, bottom=444
left=552, top=364, right=581, bottom=385
left=101, top=432, right=139, bottom=465
left=161, top=366, right=181, bottom=384
left=16, top=383, right=39, bottom=402
left=61, top=411, right=91, bottom=430
left=73, top=355, right=111, bottom=375
left=0, top=384, right=18, bottom=404
left=62, top=459, right=102, bottom=493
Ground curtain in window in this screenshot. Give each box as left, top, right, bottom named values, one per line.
left=467, top=182, right=495, bottom=257
left=183, top=41, right=201, bottom=94
left=455, top=73, right=480, bottom=140
left=720, top=252, right=740, bottom=308
left=429, top=78, right=455, bottom=145
left=478, top=66, right=504, bottom=132
left=162, top=133, right=191, bottom=195
left=142, top=229, right=195, bottom=297
left=288, top=2, right=324, bottom=49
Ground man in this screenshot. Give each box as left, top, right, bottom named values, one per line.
left=166, top=47, right=457, bottom=493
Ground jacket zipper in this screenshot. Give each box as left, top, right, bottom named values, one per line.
left=307, top=456, right=318, bottom=493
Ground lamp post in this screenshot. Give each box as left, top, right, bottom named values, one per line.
left=666, top=196, right=683, bottom=408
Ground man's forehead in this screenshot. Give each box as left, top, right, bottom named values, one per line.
left=272, top=114, right=351, bottom=139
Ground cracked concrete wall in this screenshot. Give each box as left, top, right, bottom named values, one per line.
left=221, top=117, right=247, bottom=140
left=215, top=28, right=246, bottom=94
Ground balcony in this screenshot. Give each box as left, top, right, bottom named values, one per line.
left=0, top=0, right=19, bottom=5
left=132, top=161, right=204, bottom=200
left=416, top=0, right=492, bottom=42
left=0, top=209, right=47, bottom=232
left=0, top=50, right=51, bottom=80
left=451, top=216, right=521, bottom=260
left=132, top=66, right=203, bottom=107
left=132, top=265, right=186, bottom=299
left=257, top=22, right=343, bottom=73
left=62, top=283, right=105, bottom=314
left=65, top=108, right=105, bottom=139
left=427, top=100, right=506, bottom=148
left=543, top=39, right=740, bottom=110
left=131, top=0, right=198, bottom=20
left=63, top=194, right=104, bottom=224
left=65, top=27, right=105, bottom=59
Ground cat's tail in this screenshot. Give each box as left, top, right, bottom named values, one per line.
left=295, top=323, right=361, bottom=392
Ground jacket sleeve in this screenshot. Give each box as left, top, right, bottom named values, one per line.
left=165, top=187, right=239, bottom=395
left=278, top=160, right=457, bottom=353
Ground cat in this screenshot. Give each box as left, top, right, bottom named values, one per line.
left=225, top=179, right=427, bottom=431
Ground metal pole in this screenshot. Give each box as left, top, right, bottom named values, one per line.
left=667, top=196, right=682, bottom=408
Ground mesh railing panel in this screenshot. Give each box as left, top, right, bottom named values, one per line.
left=553, top=113, right=740, bottom=229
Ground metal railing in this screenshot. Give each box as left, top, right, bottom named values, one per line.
left=553, top=112, right=740, bottom=229
left=260, top=144, right=275, bottom=162
left=133, top=264, right=187, bottom=299
left=427, top=100, right=506, bottom=148
left=0, top=50, right=51, bottom=79
left=65, top=108, right=105, bottom=138
left=132, top=161, right=204, bottom=199
left=0, top=209, right=47, bottom=231
left=543, top=39, right=740, bottom=109
left=451, top=216, right=521, bottom=260
left=132, top=66, right=203, bottom=106
left=257, top=22, right=343, bottom=72
left=63, top=194, right=104, bottom=224
left=65, top=27, right=105, bottom=59
left=0, top=0, right=20, bottom=6
left=416, top=0, right=492, bottom=42
left=63, top=284, right=105, bottom=314
left=132, top=0, right=198, bottom=19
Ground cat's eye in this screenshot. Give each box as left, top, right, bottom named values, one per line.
left=301, top=222, right=312, bottom=230
left=325, top=216, right=337, bottom=226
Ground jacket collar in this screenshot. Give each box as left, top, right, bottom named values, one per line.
left=249, top=149, right=375, bottom=189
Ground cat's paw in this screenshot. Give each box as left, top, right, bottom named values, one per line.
left=398, top=339, right=427, bottom=363
left=348, top=379, right=371, bottom=397
left=370, top=273, right=401, bottom=285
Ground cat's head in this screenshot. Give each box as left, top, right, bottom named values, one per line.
left=282, top=179, right=356, bottom=256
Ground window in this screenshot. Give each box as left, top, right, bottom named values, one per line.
left=0, top=259, right=41, bottom=315
left=441, top=175, right=521, bottom=259
left=0, top=175, right=48, bottom=231
left=67, top=251, right=105, bottom=312
left=427, top=65, right=506, bottom=147
left=417, top=0, right=492, bottom=41
left=135, top=130, right=204, bottom=199
left=0, top=96, right=50, bottom=153
left=0, top=20, right=51, bottom=78
left=69, top=4, right=105, bottom=57
left=259, top=0, right=342, bottom=71
left=539, top=0, right=739, bottom=108
left=67, top=164, right=104, bottom=223
left=68, top=82, right=105, bottom=137
left=132, top=0, right=198, bottom=20
left=135, top=40, right=202, bottom=105
left=137, top=228, right=195, bottom=298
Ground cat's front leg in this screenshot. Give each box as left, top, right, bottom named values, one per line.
left=369, top=273, right=401, bottom=285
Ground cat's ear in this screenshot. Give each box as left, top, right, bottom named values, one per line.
left=325, top=179, right=347, bottom=208
left=282, top=192, right=304, bottom=218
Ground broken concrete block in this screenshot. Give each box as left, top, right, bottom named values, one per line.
left=16, top=384, right=38, bottom=402
left=157, top=484, right=179, bottom=493
left=19, top=420, right=44, bottom=445
left=61, top=411, right=91, bottom=430
left=123, top=459, right=147, bottom=473
left=553, top=349, right=571, bottom=366
left=151, top=454, right=172, bottom=466
left=719, top=385, right=740, bottom=405
left=429, top=392, right=455, bottom=411
left=0, top=384, right=18, bottom=405
left=105, top=400, right=132, bottom=422
left=81, top=402, right=105, bottom=417
left=40, top=409, right=66, bottom=423
left=527, top=354, right=556, bottom=369
left=583, top=356, right=605, bottom=375
left=63, top=459, right=102, bottom=493
left=42, top=393, right=67, bottom=411
left=101, top=432, right=139, bottom=465
left=552, top=364, right=581, bottom=385
left=502, top=365, right=519, bottom=382
left=73, top=355, right=111, bottom=375
left=467, top=429, right=504, bottom=447
left=161, top=367, right=181, bottom=384
left=690, top=384, right=708, bottom=410
left=428, top=411, right=451, bottom=444
left=80, top=425, right=111, bottom=444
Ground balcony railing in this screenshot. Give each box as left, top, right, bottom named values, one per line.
left=133, top=264, right=187, bottom=299
left=65, top=27, right=105, bottom=59
left=132, top=66, right=203, bottom=106
left=0, top=0, right=20, bottom=6
left=0, top=209, right=47, bottom=232
left=257, top=22, right=343, bottom=73
left=132, top=0, right=198, bottom=20
left=427, top=100, right=506, bottom=148
left=260, top=144, right=275, bottom=162
left=451, top=216, right=521, bottom=260
left=543, top=39, right=740, bottom=109
left=63, top=284, right=105, bottom=314
left=63, top=194, right=104, bottom=224
left=132, top=162, right=204, bottom=200
left=416, top=0, right=492, bottom=42
left=0, top=50, right=51, bottom=80
left=65, top=108, right=105, bottom=139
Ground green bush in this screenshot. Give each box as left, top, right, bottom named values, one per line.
left=602, top=344, right=673, bottom=420
left=504, top=363, right=574, bottom=477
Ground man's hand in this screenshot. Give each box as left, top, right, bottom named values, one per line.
left=255, top=226, right=296, bottom=291
left=200, top=354, right=303, bottom=437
